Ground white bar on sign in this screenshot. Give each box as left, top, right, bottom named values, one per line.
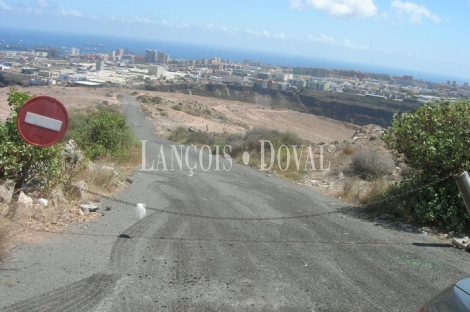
left=24, top=112, right=63, bottom=132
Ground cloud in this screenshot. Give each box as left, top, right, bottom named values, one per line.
left=244, top=28, right=259, bottom=36
left=36, top=0, right=55, bottom=8
left=342, top=38, right=369, bottom=50
left=391, top=1, right=441, bottom=24
left=273, top=33, right=287, bottom=40
left=0, top=0, right=12, bottom=10
left=289, top=0, right=377, bottom=19
left=205, top=23, right=232, bottom=33
left=58, top=7, right=83, bottom=17
left=308, top=34, right=368, bottom=49
left=243, top=29, right=287, bottom=40
left=308, top=34, right=335, bottom=44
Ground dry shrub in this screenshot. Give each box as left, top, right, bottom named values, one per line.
left=359, top=178, right=388, bottom=206
left=338, top=178, right=356, bottom=199
left=341, top=146, right=355, bottom=155
left=350, top=149, right=395, bottom=180
left=85, top=166, right=121, bottom=193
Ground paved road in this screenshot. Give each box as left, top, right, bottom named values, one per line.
left=1, top=95, right=470, bottom=311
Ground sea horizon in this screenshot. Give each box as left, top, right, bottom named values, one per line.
left=1, top=27, right=468, bottom=85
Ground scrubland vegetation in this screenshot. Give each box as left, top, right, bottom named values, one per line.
left=0, top=89, right=140, bottom=261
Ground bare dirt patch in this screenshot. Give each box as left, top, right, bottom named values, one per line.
left=133, top=90, right=359, bottom=143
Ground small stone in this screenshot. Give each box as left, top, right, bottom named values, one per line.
left=438, top=234, right=448, bottom=240
left=125, top=178, right=133, bottom=184
left=79, top=203, right=101, bottom=212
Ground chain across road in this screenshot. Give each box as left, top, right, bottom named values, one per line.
left=2, top=171, right=461, bottom=245
left=65, top=171, right=459, bottom=221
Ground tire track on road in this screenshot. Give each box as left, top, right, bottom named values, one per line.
left=1, top=273, right=118, bottom=312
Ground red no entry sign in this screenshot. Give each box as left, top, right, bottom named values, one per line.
left=16, top=96, right=69, bottom=147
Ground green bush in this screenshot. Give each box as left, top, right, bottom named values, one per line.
left=0, top=89, right=62, bottom=189
left=168, top=127, right=307, bottom=161
left=382, top=176, right=467, bottom=231
left=383, top=100, right=470, bottom=177
left=382, top=99, right=470, bottom=230
left=63, top=110, right=90, bottom=141
left=74, top=109, right=137, bottom=160
left=137, top=94, right=162, bottom=104
left=169, top=127, right=215, bottom=146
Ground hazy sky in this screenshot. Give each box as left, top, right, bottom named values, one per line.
left=1, top=0, right=469, bottom=80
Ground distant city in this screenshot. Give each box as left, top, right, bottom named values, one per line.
left=0, top=41, right=468, bottom=103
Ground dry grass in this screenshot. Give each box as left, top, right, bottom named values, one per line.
left=336, top=178, right=389, bottom=205
left=0, top=209, right=10, bottom=262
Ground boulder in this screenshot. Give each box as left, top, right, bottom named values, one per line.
left=19, top=191, right=33, bottom=209
left=451, top=237, right=470, bottom=249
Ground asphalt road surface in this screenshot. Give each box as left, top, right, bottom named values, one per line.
left=1, top=95, right=469, bottom=311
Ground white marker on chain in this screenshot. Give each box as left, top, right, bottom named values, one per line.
left=135, top=203, right=147, bottom=220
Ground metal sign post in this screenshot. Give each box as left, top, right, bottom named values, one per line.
left=6, top=96, right=69, bottom=219
left=456, top=171, right=470, bottom=216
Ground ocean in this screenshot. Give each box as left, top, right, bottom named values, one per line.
left=0, top=28, right=466, bottom=84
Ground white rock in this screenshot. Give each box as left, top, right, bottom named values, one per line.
left=338, top=172, right=344, bottom=180
left=80, top=203, right=101, bottom=212
left=19, top=192, right=33, bottom=209
left=451, top=237, right=470, bottom=249
left=38, top=198, right=48, bottom=207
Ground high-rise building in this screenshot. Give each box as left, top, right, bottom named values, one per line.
left=146, top=49, right=157, bottom=63
left=116, top=48, right=124, bottom=57
left=96, top=60, right=103, bottom=71
left=48, top=49, right=59, bottom=58
left=109, top=50, right=116, bottom=57
left=71, top=47, right=79, bottom=56
left=157, top=51, right=169, bottom=64
left=133, top=55, right=146, bottom=64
